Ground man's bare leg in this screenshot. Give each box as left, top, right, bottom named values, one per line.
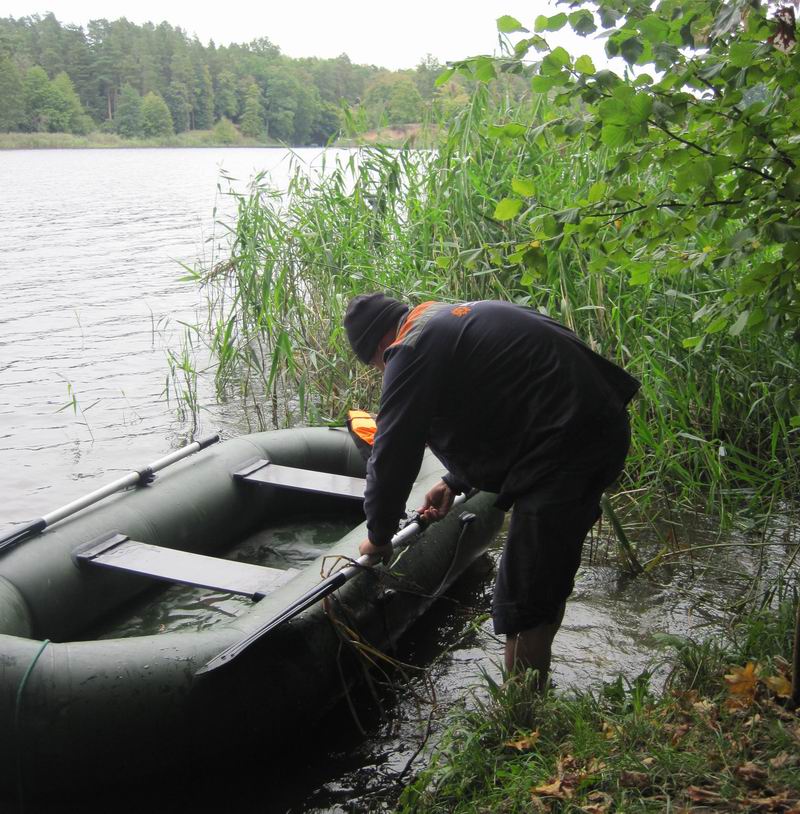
left=504, top=601, right=566, bottom=690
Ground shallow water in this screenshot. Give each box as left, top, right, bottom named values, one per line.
left=95, top=517, right=356, bottom=639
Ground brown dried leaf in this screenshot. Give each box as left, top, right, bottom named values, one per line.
left=619, top=770, right=649, bottom=789
left=764, top=674, right=793, bottom=699
left=685, top=786, right=723, bottom=804
left=580, top=805, right=609, bottom=814
left=531, top=779, right=571, bottom=800
left=504, top=730, right=540, bottom=751
left=769, top=752, right=798, bottom=770
left=725, top=662, right=759, bottom=700
left=735, top=761, right=768, bottom=785
left=746, top=791, right=794, bottom=812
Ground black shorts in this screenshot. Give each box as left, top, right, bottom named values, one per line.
left=491, top=411, right=632, bottom=635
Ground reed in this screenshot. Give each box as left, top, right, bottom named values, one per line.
left=188, top=86, right=799, bottom=520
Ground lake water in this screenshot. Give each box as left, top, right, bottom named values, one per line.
left=2, top=147, right=795, bottom=813
left=0, top=147, right=342, bottom=533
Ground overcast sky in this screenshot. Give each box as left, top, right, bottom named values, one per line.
left=4, top=1, right=612, bottom=70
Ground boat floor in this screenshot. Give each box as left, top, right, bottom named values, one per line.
left=86, top=511, right=363, bottom=640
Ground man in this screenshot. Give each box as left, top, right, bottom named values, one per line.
left=344, top=293, right=639, bottom=687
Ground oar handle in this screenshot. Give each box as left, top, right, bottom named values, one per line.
left=0, top=434, right=221, bottom=554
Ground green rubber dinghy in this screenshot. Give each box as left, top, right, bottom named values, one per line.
left=0, top=427, right=502, bottom=796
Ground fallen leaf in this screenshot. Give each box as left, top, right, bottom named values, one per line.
left=504, top=730, right=540, bottom=751
left=764, top=674, right=793, bottom=698
left=693, top=699, right=717, bottom=717
left=725, top=662, right=759, bottom=701
left=667, top=722, right=692, bottom=744
left=587, top=758, right=608, bottom=774
left=619, top=770, right=649, bottom=789
left=735, top=761, right=768, bottom=785
left=602, top=721, right=620, bottom=739
left=580, top=806, right=608, bottom=814
left=531, top=778, right=571, bottom=800
left=746, top=791, right=794, bottom=812
left=642, top=756, right=656, bottom=768
left=769, top=752, right=798, bottom=769
left=686, top=786, right=723, bottom=804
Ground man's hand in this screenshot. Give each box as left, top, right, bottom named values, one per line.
left=359, top=538, right=394, bottom=565
left=418, top=479, right=456, bottom=523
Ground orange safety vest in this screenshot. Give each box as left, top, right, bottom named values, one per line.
left=346, top=409, right=377, bottom=461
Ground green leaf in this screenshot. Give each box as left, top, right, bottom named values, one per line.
left=539, top=46, right=571, bottom=75
left=497, top=15, right=528, bottom=34
left=628, top=263, right=651, bottom=285
left=512, top=177, right=537, bottom=197
left=434, top=67, right=455, bottom=87
left=494, top=197, right=523, bottom=220
left=569, top=10, right=596, bottom=36
left=729, top=42, right=756, bottom=67
left=729, top=311, right=749, bottom=336
left=588, top=181, right=607, bottom=203
left=620, top=36, right=645, bottom=65
left=474, top=57, right=497, bottom=82
left=706, top=316, right=727, bottom=334
left=638, top=15, right=669, bottom=43
left=434, top=256, right=450, bottom=269
left=531, top=74, right=560, bottom=93
left=575, top=55, right=596, bottom=75
left=601, top=124, right=629, bottom=147
left=682, top=336, right=703, bottom=349
left=540, top=12, right=568, bottom=32
left=488, top=122, right=527, bottom=139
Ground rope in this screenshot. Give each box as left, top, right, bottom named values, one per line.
left=15, top=638, right=50, bottom=813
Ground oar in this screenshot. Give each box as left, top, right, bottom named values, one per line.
left=0, top=434, right=220, bottom=554
left=197, top=494, right=467, bottom=676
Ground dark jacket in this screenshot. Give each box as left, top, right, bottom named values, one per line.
left=364, top=300, right=640, bottom=545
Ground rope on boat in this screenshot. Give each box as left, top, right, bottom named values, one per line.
left=14, top=638, right=51, bottom=813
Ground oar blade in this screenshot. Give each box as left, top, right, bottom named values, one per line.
left=195, top=572, right=346, bottom=676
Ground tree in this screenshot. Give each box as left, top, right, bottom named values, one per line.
left=165, top=80, right=191, bottom=132
left=115, top=82, right=143, bottom=137
left=0, top=56, right=25, bottom=131
left=364, top=73, right=423, bottom=127
left=240, top=81, right=263, bottom=138
left=263, top=66, right=297, bottom=141
left=450, top=3, right=800, bottom=338
left=140, top=90, right=173, bottom=136
left=193, top=63, right=214, bottom=129
left=50, top=71, right=92, bottom=133
left=214, top=69, right=239, bottom=120
left=23, top=65, right=55, bottom=131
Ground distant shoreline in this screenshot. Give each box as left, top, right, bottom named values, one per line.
left=0, top=131, right=282, bottom=150
left=0, top=123, right=436, bottom=151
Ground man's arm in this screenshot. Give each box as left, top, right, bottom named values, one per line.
left=363, top=341, right=448, bottom=546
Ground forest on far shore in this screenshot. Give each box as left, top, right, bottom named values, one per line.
left=0, top=13, right=484, bottom=145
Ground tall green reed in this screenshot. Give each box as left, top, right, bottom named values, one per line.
left=189, top=86, right=799, bottom=522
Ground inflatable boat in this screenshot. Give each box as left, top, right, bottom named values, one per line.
left=0, top=427, right=502, bottom=796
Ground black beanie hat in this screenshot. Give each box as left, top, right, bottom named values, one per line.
left=344, top=293, right=409, bottom=364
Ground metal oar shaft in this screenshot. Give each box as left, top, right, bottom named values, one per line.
left=0, top=434, right=220, bottom=554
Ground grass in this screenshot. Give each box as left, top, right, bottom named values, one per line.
left=397, top=599, right=799, bottom=813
